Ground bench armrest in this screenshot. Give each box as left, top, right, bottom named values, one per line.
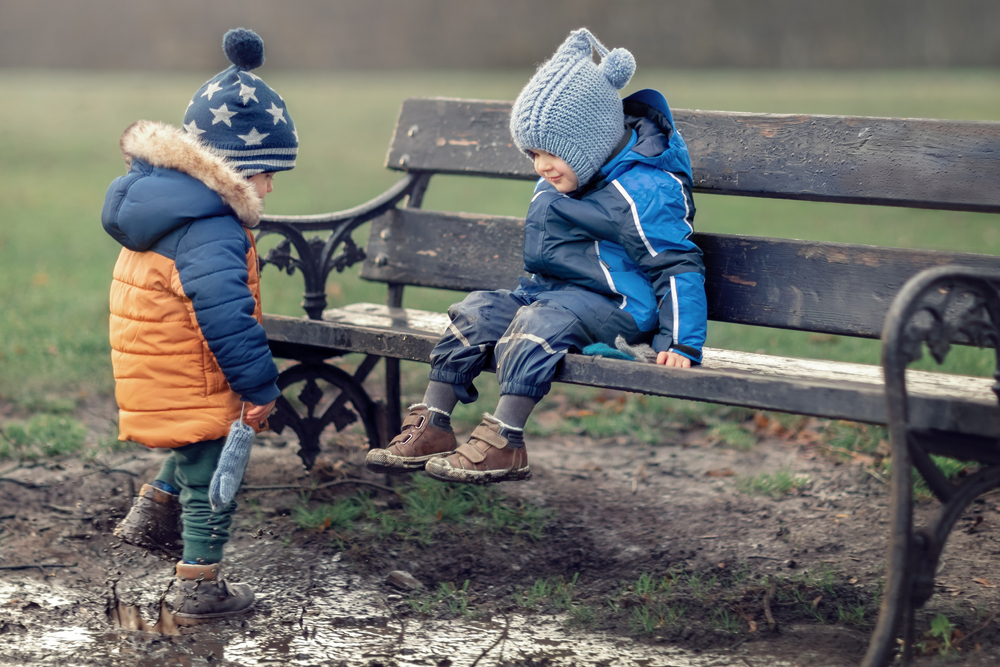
left=255, top=173, right=423, bottom=319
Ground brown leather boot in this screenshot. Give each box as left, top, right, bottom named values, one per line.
left=113, top=483, right=183, bottom=557
left=170, top=562, right=254, bottom=619
left=424, top=414, right=531, bottom=484
left=366, top=404, right=458, bottom=473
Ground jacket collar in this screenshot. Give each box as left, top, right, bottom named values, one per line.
left=119, top=120, right=262, bottom=228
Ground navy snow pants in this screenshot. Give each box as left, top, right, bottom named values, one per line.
left=428, top=278, right=645, bottom=402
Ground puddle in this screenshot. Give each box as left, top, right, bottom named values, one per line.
left=0, top=545, right=793, bottom=667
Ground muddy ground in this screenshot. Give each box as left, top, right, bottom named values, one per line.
left=2, top=393, right=1000, bottom=666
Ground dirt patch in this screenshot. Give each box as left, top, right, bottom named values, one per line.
left=2, top=395, right=1000, bottom=666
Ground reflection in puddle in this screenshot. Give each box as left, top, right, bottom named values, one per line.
left=0, top=549, right=789, bottom=667
left=40, top=626, right=95, bottom=647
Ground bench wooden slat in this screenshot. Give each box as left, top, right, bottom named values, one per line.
left=360, top=207, right=1000, bottom=339
left=386, top=98, right=1000, bottom=213
left=263, top=306, right=1000, bottom=438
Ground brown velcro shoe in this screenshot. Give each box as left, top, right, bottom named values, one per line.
left=366, top=404, right=458, bottom=473
left=424, top=414, right=531, bottom=485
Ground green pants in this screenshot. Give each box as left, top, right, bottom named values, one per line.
left=155, top=437, right=235, bottom=564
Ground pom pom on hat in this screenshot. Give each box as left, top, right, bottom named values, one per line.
left=223, top=28, right=265, bottom=70
left=510, top=28, right=636, bottom=187
left=183, top=28, right=297, bottom=176
left=600, top=48, right=636, bottom=90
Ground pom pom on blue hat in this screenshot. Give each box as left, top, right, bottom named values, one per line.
left=223, top=28, right=265, bottom=70
left=182, top=28, right=297, bottom=176
left=510, top=28, right=635, bottom=187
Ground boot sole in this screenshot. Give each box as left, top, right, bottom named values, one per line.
left=114, top=533, right=182, bottom=558
left=424, top=463, right=532, bottom=485
left=113, top=524, right=182, bottom=558
left=365, top=449, right=455, bottom=474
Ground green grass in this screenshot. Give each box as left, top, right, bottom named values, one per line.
left=2, top=68, right=1000, bottom=414
left=292, top=474, right=549, bottom=546
left=737, top=469, right=812, bottom=498
left=0, top=413, right=88, bottom=461
left=407, top=579, right=473, bottom=618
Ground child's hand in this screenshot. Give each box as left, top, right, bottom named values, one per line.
left=656, top=351, right=692, bottom=368
left=244, top=399, right=277, bottom=425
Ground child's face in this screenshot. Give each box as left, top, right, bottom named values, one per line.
left=248, top=172, right=275, bottom=200
left=530, top=150, right=578, bottom=193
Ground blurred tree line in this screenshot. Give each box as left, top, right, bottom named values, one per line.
left=1, top=0, right=997, bottom=70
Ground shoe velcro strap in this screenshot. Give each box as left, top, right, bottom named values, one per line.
left=401, top=412, right=426, bottom=429
left=455, top=440, right=488, bottom=464
left=470, top=424, right=508, bottom=450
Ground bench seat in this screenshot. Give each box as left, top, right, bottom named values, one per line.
left=265, top=304, right=1000, bottom=441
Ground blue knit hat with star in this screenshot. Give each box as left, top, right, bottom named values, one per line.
left=510, top=28, right=635, bottom=187
left=182, top=28, right=297, bottom=176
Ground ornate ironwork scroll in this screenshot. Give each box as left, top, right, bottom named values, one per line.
left=256, top=174, right=419, bottom=319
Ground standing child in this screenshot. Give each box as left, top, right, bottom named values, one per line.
left=105, top=28, right=297, bottom=618
left=366, top=28, right=707, bottom=484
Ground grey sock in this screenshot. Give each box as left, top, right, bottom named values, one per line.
left=423, top=381, right=459, bottom=414
left=493, top=394, right=538, bottom=431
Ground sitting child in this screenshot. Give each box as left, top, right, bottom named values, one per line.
left=366, top=28, right=707, bottom=484
left=106, top=28, right=296, bottom=618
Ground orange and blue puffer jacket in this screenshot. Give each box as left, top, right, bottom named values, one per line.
left=101, top=121, right=280, bottom=448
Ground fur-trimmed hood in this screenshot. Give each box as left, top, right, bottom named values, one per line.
left=118, top=120, right=262, bottom=227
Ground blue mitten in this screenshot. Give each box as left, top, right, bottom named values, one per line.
left=582, top=336, right=658, bottom=363
left=582, top=342, right=634, bottom=360
left=209, top=405, right=256, bottom=512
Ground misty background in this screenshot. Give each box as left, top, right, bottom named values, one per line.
left=2, top=0, right=998, bottom=71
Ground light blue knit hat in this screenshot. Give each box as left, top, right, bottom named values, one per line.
left=182, top=28, right=298, bottom=176
left=510, top=28, right=636, bottom=187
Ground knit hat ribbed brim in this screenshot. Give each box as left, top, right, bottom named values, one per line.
left=509, top=28, right=635, bottom=187
left=182, top=28, right=298, bottom=176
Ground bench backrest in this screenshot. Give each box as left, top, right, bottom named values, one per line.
left=361, top=98, right=1000, bottom=339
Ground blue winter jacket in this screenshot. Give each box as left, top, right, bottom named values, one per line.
left=522, top=89, right=708, bottom=362
left=101, top=120, right=280, bottom=448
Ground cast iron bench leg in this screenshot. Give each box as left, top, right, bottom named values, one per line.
left=269, top=360, right=382, bottom=470
left=866, top=266, right=1000, bottom=666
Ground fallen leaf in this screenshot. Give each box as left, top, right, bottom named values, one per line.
left=850, top=452, right=876, bottom=466
left=973, top=578, right=995, bottom=588
left=321, top=516, right=331, bottom=531
left=849, top=577, right=858, bottom=584
left=564, top=409, right=596, bottom=418
left=835, top=514, right=849, bottom=518
left=705, top=468, right=736, bottom=477
left=753, top=412, right=769, bottom=429
left=748, top=620, right=757, bottom=633
left=812, top=595, right=823, bottom=609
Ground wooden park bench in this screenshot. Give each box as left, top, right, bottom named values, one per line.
left=256, top=97, right=1000, bottom=666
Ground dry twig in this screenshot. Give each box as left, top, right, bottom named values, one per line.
left=763, top=577, right=778, bottom=633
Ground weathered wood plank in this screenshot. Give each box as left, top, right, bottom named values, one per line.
left=263, top=306, right=1000, bottom=437
left=385, top=98, right=1000, bottom=213
left=359, top=208, right=1000, bottom=339
left=360, top=209, right=528, bottom=291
